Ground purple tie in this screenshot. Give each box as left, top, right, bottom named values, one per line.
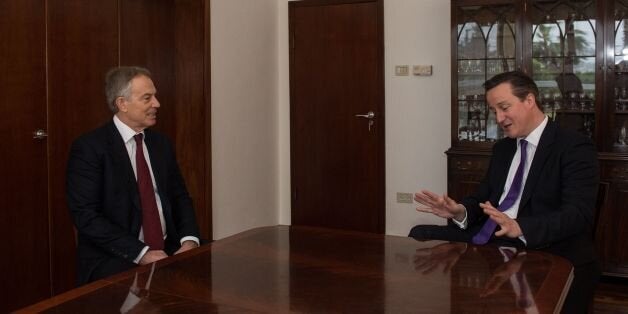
left=472, top=140, right=528, bottom=245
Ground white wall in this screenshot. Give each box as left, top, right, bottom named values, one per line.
left=211, top=0, right=279, bottom=240
left=384, top=0, right=451, bottom=236
left=212, top=0, right=451, bottom=239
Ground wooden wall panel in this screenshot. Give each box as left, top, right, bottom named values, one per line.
left=174, top=0, right=211, bottom=240
left=0, top=1, right=49, bottom=312
left=47, top=0, right=119, bottom=295
left=120, top=0, right=176, bottom=139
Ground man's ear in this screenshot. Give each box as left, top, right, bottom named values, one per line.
left=525, top=93, right=536, bottom=109
left=115, top=97, right=127, bottom=113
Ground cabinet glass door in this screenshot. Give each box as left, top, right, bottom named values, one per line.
left=613, top=0, right=628, bottom=152
left=456, top=4, right=517, bottom=143
left=529, top=0, right=597, bottom=139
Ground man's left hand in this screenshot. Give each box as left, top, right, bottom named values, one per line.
left=480, top=201, right=523, bottom=238
left=174, top=240, right=198, bottom=255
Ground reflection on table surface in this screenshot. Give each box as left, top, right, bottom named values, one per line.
left=18, top=225, right=572, bottom=313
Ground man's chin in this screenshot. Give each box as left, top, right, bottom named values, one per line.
left=145, top=119, right=157, bottom=127
left=502, top=129, right=515, bottom=138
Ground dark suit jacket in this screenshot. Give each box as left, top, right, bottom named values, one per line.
left=67, top=121, right=200, bottom=285
left=460, top=120, right=599, bottom=267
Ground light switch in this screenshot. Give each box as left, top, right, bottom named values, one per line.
left=413, top=65, right=433, bottom=76
left=395, top=65, right=409, bottom=76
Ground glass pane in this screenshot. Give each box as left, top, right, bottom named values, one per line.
left=573, top=56, right=596, bottom=96
left=572, top=20, right=596, bottom=56
left=458, top=60, right=486, bottom=97
left=614, top=0, right=628, bottom=152
left=487, top=21, right=516, bottom=58
left=458, top=22, right=486, bottom=59
left=615, top=19, right=628, bottom=55
left=455, top=4, right=516, bottom=143
left=457, top=95, right=487, bottom=142
left=486, top=109, right=502, bottom=141
left=487, top=59, right=515, bottom=77
left=532, top=22, right=564, bottom=57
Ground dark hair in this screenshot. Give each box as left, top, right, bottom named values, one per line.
left=483, top=71, right=541, bottom=109
left=105, top=66, right=152, bottom=113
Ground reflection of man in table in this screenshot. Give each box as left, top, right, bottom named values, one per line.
left=409, top=71, right=599, bottom=313
left=413, top=242, right=538, bottom=312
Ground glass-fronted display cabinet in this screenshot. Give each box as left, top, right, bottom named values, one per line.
left=449, top=0, right=628, bottom=278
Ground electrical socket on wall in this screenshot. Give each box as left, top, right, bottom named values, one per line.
left=396, top=192, right=414, bottom=204
left=413, top=65, right=433, bottom=76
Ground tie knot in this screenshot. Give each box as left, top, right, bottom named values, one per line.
left=519, top=139, right=527, bottom=149
left=134, top=133, right=144, bottom=143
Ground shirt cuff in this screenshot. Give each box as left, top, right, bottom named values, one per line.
left=133, top=246, right=150, bottom=264
left=451, top=206, right=468, bottom=229
left=518, top=235, right=527, bottom=245
left=180, top=236, right=200, bottom=246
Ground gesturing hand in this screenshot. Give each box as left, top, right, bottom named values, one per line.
left=414, top=190, right=465, bottom=221
left=480, top=201, right=523, bottom=238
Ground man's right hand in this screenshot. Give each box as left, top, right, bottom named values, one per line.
left=414, top=190, right=465, bottom=221
left=139, top=250, right=168, bottom=265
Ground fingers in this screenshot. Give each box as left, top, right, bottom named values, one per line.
left=421, top=190, right=441, bottom=200
left=415, top=206, right=434, bottom=214
left=414, top=191, right=441, bottom=206
left=479, top=201, right=522, bottom=238
left=443, top=194, right=457, bottom=206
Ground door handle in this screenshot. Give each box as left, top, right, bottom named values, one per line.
left=355, top=111, right=375, bottom=131
left=355, top=111, right=375, bottom=119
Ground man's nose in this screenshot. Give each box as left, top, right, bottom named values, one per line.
left=495, top=111, right=505, bottom=123
left=152, top=97, right=160, bottom=108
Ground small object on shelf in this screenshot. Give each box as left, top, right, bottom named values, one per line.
left=618, top=124, right=627, bottom=146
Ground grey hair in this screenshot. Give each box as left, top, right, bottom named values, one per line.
left=105, top=66, right=152, bottom=113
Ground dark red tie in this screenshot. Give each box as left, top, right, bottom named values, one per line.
left=134, top=134, right=164, bottom=250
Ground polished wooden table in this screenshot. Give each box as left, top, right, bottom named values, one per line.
left=18, top=226, right=573, bottom=313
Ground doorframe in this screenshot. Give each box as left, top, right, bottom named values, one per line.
left=288, top=0, right=386, bottom=233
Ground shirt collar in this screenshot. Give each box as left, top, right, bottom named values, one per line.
left=113, top=115, right=143, bottom=143
left=521, top=115, right=548, bottom=147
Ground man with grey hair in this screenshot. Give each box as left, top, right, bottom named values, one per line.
left=67, top=66, right=200, bottom=285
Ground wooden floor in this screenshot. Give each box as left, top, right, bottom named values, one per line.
left=593, top=277, right=628, bottom=313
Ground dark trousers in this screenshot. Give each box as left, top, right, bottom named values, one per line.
left=409, top=224, right=599, bottom=314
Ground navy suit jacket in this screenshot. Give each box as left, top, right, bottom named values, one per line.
left=67, top=121, right=200, bottom=284
left=460, top=120, right=599, bottom=267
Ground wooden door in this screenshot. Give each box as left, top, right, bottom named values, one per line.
left=0, top=1, right=50, bottom=312
left=47, top=0, right=120, bottom=295
left=289, top=0, right=385, bottom=233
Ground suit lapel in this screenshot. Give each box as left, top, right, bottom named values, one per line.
left=143, top=130, right=169, bottom=216
left=106, top=122, right=141, bottom=213
left=519, top=121, right=558, bottom=209
left=494, top=138, right=517, bottom=205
